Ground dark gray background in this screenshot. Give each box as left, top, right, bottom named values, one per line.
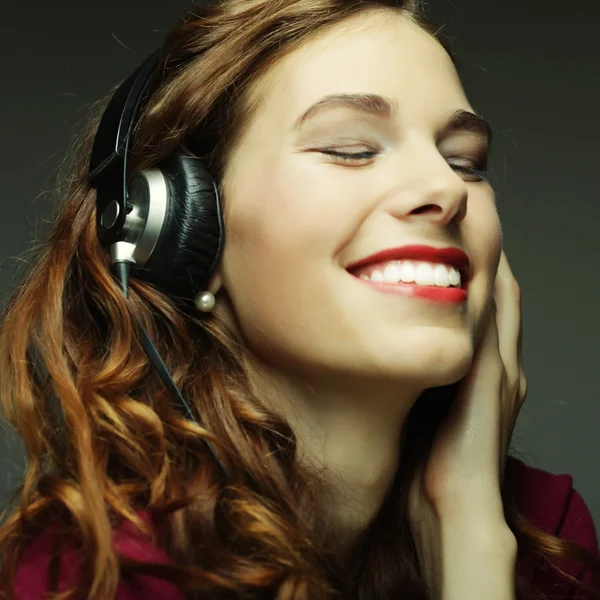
left=1, top=1, right=598, bottom=530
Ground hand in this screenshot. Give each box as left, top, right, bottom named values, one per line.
left=408, top=250, right=527, bottom=592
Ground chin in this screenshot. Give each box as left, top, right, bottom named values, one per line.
left=427, top=357, right=472, bottom=387
left=376, top=330, right=474, bottom=387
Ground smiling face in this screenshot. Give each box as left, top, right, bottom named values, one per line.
left=213, top=8, right=502, bottom=390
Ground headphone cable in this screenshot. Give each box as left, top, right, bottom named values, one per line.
left=110, top=259, right=230, bottom=480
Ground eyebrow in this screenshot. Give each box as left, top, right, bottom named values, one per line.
left=293, top=93, right=493, bottom=147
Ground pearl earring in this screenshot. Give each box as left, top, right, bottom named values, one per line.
left=194, top=290, right=215, bottom=313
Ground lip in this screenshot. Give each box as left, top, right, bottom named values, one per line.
left=352, top=279, right=469, bottom=303
left=345, top=244, right=471, bottom=284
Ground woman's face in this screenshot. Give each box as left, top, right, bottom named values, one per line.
left=214, top=9, right=502, bottom=390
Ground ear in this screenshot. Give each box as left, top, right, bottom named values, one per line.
left=206, top=271, right=223, bottom=295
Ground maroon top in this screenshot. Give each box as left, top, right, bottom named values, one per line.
left=13, top=456, right=599, bottom=599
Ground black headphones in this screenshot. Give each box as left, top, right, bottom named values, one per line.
left=87, top=48, right=229, bottom=478
left=88, top=48, right=225, bottom=304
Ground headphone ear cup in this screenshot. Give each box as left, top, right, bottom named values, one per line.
left=133, top=150, right=224, bottom=303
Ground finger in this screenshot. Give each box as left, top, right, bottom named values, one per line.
left=493, top=251, right=522, bottom=395
left=449, top=304, right=503, bottom=447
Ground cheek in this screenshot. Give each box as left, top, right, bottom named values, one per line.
left=219, top=161, right=346, bottom=363
left=223, top=154, right=369, bottom=278
left=465, top=187, right=502, bottom=270
left=224, top=166, right=327, bottom=278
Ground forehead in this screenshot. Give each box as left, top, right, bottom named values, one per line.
left=247, top=10, right=471, bottom=133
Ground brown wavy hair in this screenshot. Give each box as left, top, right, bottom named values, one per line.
left=0, top=0, right=599, bottom=598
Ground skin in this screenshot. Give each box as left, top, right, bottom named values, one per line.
left=207, top=9, right=503, bottom=543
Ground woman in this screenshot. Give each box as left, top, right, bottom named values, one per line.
left=0, top=0, right=598, bottom=598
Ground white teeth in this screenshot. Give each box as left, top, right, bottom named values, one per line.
left=448, top=268, right=460, bottom=287
left=415, top=263, right=434, bottom=286
left=433, top=264, right=450, bottom=287
left=399, top=262, right=415, bottom=283
left=358, top=260, right=462, bottom=288
left=383, top=262, right=403, bottom=283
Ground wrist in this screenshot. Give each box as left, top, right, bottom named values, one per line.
left=439, top=526, right=518, bottom=600
left=435, top=485, right=509, bottom=531
left=441, top=519, right=518, bottom=556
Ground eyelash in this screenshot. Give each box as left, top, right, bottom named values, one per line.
left=318, top=149, right=491, bottom=182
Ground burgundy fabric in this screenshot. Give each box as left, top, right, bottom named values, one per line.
left=13, top=456, right=599, bottom=599
left=13, top=511, right=184, bottom=600
left=505, top=456, right=599, bottom=599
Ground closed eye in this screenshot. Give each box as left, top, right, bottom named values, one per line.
left=318, top=149, right=491, bottom=182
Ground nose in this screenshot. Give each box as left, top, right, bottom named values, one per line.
left=386, top=143, right=469, bottom=227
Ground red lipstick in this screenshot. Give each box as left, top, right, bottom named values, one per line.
left=346, top=245, right=470, bottom=280
left=346, top=244, right=471, bottom=304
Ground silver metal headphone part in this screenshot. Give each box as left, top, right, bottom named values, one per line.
left=101, top=200, right=121, bottom=230
left=112, top=167, right=169, bottom=267
left=110, top=241, right=137, bottom=265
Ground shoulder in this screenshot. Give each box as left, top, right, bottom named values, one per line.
left=505, top=455, right=599, bottom=595
left=14, top=512, right=185, bottom=600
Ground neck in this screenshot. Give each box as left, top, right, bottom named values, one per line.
left=245, top=358, right=422, bottom=548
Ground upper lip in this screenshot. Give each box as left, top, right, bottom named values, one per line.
left=345, top=244, right=471, bottom=282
